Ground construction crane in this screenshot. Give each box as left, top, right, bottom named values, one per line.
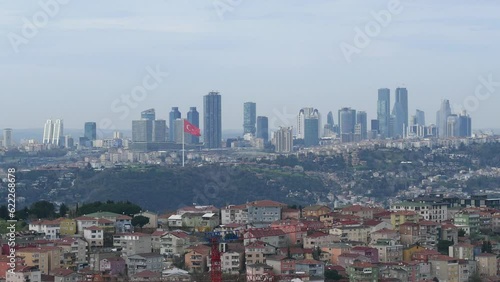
left=204, top=230, right=241, bottom=282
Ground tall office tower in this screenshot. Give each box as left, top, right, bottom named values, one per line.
left=436, top=99, right=452, bottom=138
left=141, top=108, right=156, bottom=121
left=416, top=109, right=425, bottom=126
left=324, top=111, right=335, bottom=137
left=458, top=110, right=472, bottom=137
left=153, top=120, right=167, bottom=142
left=3, top=128, right=12, bottom=148
left=391, top=100, right=405, bottom=138
left=377, top=88, right=391, bottom=138
left=338, top=107, right=356, bottom=134
left=43, top=120, right=53, bottom=144
left=174, top=118, right=187, bottom=144
left=327, top=111, right=334, bottom=127
left=84, top=122, right=97, bottom=141
left=64, top=135, right=74, bottom=148
left=370, top=119, right=379, bottom=139
left=132, top=120, right=153, bottom=142
left=256, top=116, right=269, bottom=143
left=297, top=107, right=314, bottom=139
left=169, top=107, right=181, bottom=142
left=446, top=114, right=459, bottom=137
left=304, top=116, right=319, bottom=147
left=274, top=127, right=293, bottom=153
left=113, top=131, right=123, bottom=139
left=356, top=111, right=368, bottom=140
left=187, top=107, right=200, bottom=144
left=395, top=87, right=408, bottom=131
left=204, top=91, right=222, bottom=149
left=243, top=102, right=256, bottom=135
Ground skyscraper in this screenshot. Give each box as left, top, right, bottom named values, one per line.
left=153, top=120, right=167, bottom=142
left=43, top=119, right=63, bottom=146
left=396, top=87, right=408, bottom=130
left=327, top=111, right=334, bottom=127
left=141, top=108, right=156, bottom=121
left=3, top=128, right=12, bottom=148
left=256, top=116, right=269, bottom=143
left=446, top=114, right=459, bottom=137
left=338, top=107, right=356, bottom=143
left=458, top=110, right=472, bottom=137
left=274, top=127, right=293, bottom=153
left=132, top=120, right=153, bottom=142
left=84, top=122, right=97, bottom=141
left=169, top=107, right=181, bottom=142
left=377, top=88, right=391, bottom=138
left=187, top=107, right=200, bottom=144
left=243, top=102, right=256, bottom=135
left=416, top=109, right=425, bottom=126
left=391, top=101, right=405, bottom=138
left=304, top=116, right=319, bottom=147
left=436, top=99, right=452, bottom=138
left=297, top=108, right=313, bottom=139
left=204, top=91, right=222, bottom=149
left=356, top=111, right=368, bottom=140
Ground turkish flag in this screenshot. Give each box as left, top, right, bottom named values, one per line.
left=184, top=119, right=201, bottom=136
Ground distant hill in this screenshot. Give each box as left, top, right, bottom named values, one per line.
left=15, top=165, right=336, bottom=212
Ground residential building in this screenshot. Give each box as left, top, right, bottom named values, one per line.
left=273, top=127, right=293, bottom=153
left=160, top=232, right=193, bottom=256
left=244, top=229, right=287, bottom=248
left=127, top=253, right=163, bottom=276
left=184, top=245, right=211, bottom=273
left=266, top=256, right=296, bottom=276
left=75, top=216, right=98, bottom=234
left=246, top=200, right=286, bottom=226
left=112, top=233, right=152, bottom=258
left=134, top=211, right=158, bottom=229
left=221, top=204, right=248, bottom=225
left=245, top=241, right=275, bottom=265
left=391, top=210, right=419, bottom=230
left=449, top=243, right=474, bottom=260
left=17, top=247, right=62, bottom=275
left=28, top=220, right=60, bottom=239
left=302, top=205, right=331, bottom=218
left=100, top=257, right=126, bottom=276
left=6, top=266, right=42, bottom=282
left=371, top=239, right=403, bottom=263
left=295, top=259, right=324, bottom=280
left=347, top=261, right=379, bottom=282
left=428, top=255, right=459, bottom=282
left=52, top=268, right=83, bottom=282
left=475, top=253, right=497, bottom=277
left=454, top=211, right=480, bottom=235
left=59, top=219, right=76, bottom=236
left=83, top=226, right=104, bottom=247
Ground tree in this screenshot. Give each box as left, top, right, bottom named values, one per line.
left=468, top=271, right=482, bottom=282
left=458, top=229, right=466, bottom=237
left=131, top=215, right=149, bottom=229
left=59, top=204, right=69, bottom=217
left=324, top=269, right=343, bottom=281
left=30, top=201, right=56, bottom=219
left=481, top=240, right=492, bottom=253
left=437, top=240, right=453, bottom=255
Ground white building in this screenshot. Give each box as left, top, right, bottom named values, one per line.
left=221, top=204, right=248, bottom=225
left=42, top=119, right=64, bottom=145
left=83, top=226, right=104, bottom=247
left=28, top=220, right=60, bottom=239
left=6, top=266, right=41, bottom=282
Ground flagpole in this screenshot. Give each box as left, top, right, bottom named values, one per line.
left=182, top=119, right=185, bottom=167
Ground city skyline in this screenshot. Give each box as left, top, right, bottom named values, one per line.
left=1, top=1, right=499, bottom=131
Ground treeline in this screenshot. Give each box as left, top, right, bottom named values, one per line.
left=0, top=200, right=143, bottom=221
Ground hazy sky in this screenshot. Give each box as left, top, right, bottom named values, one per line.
left=1, top=0, right=500, bottom=134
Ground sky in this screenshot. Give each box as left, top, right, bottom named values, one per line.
left=1, top=0, right=500, bottom=136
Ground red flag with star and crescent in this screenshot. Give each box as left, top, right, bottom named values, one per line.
left=184, top=119, right=201, bottom=136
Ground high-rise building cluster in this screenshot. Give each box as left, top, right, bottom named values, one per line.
left=42, top=119, right=64, bottom=146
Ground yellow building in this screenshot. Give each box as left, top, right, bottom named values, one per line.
left=403, top=245, right=426, bottom=262
left=17, top=247, right=62, bottom=275
left=391, top=210, right=419, bottom=230
left=59, top=219, right=77, bottom=235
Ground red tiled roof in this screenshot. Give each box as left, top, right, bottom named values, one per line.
left=186, top=244, right=211, bottom=256
left=339, top=253, right=362, bottom=258
left=363, top=219, right=383, bottom=227
left=373, top=228, right=397, bottom=234
left=296, top=259, right=323, bottom=265
left=75, top=216, right=97, bottom=221
left=51, top=268, right=75, bottom=277
left=247, top=200, right=286, bottom=207
left=132, top=270, right=161, bottom=278
left=169, top=232, right=189, bottom=239
left=352, top=262, right=374, bottom=268
left=307, top=231, right=329, bottom=238
left=418, top=220, right=440, bottom=226
left=246, top=228, right=285, bottom=238
left=97, top=218, right=114, bottom=224
left=151, top=230, right=169, bottom=237
left=116, top=215, right=132, bottom=220
left=85, top=226, right=102, bottom=231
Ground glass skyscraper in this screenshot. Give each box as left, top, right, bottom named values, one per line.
left=132, top=120, right=153, bottom=142
left=304, top=117, right=319, bottom=147
left=203, top=91, right=222, bottom=149
left=84, top=122, right=97, bottom=141
left=187, top=107, right=200, bottom=144
left=356, top=111, right=368, bottom=140
left=169, top=107, right=181, bottom=142
left=141, top=108, right=156, bottom=121
left=377, top=88, right=391, bottom=138
left=395, top=87, right=409, bottom=131
left=243, top=102, right=256, bottom=135
left=256, top=116, right=269, bottom=143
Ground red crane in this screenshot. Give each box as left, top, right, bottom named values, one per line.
left=210, top=237, right=222, bottom=282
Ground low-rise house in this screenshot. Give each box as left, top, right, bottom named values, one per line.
left=127, top=253, right=163, bottom=276
left=266, top=255, right=296, bottom=276
left=221, top=204, right=248, bottom=225
left=28, top=220, right=60, bottom=239
left=270, top=219, right=308, bottom=246
left=340, top=205, right=374, bottom=219
left=449, top=243, right=474, bottom=260
left=277, top=247, right=313, bottom=260
left=244, top=228, right=287, bottom=248
left=177, top=205, right=219, bottom=216
left=75, top=216, right=98, bottom=234
left=162, top=268, right=191, bottom=282
left=246, top=263, right=274, bottom=282
left=151, top=229, right=169, bottom=253
left=59, top=219, right=77, bottom=236
left=320, top=243, right=351, bottom=265
left=402, top=245, right=426, bottom=262
left=428, top=255, right=459, bottom=282
left=51, top=268, right=83, bottom=282
left=160, top=231, right=194, bottom=257
left=6, top=266, right=42, bottom=282
left=295, top=259, right=324, bottom=280
left=83, top=226, right=104, bottom=247
left=17, top=247, right=62, bottom=275
left=371, top=239, right=403, bottom=263
left=337, top=253, right=371, bottom=268
left=350, top=246, right=379, bottom=263
left=100, top=257, right=126, bottom=276
left=112, top=233, right=152, bottom=258
left=303, top=232, right=340, bottom=249
left=347, top=262, right=379, bottom=282
left=245, top=241, right=275, bottom=265
left=302, top=205, right=331, bottom=218
left=130, top=270, right=161, bottom=281
left=167, top=215, right=183, bottom=228
left=184, top=245, right=211, bottom=273
left=96, top=218, right=115, bottom=233
left=281, top=208, right=300, bottom=220
left=370, top=228, right=400, bottom=245
left=115, top=215, right=133, bottom=233
left=475, top=253, right=497, bottom=277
